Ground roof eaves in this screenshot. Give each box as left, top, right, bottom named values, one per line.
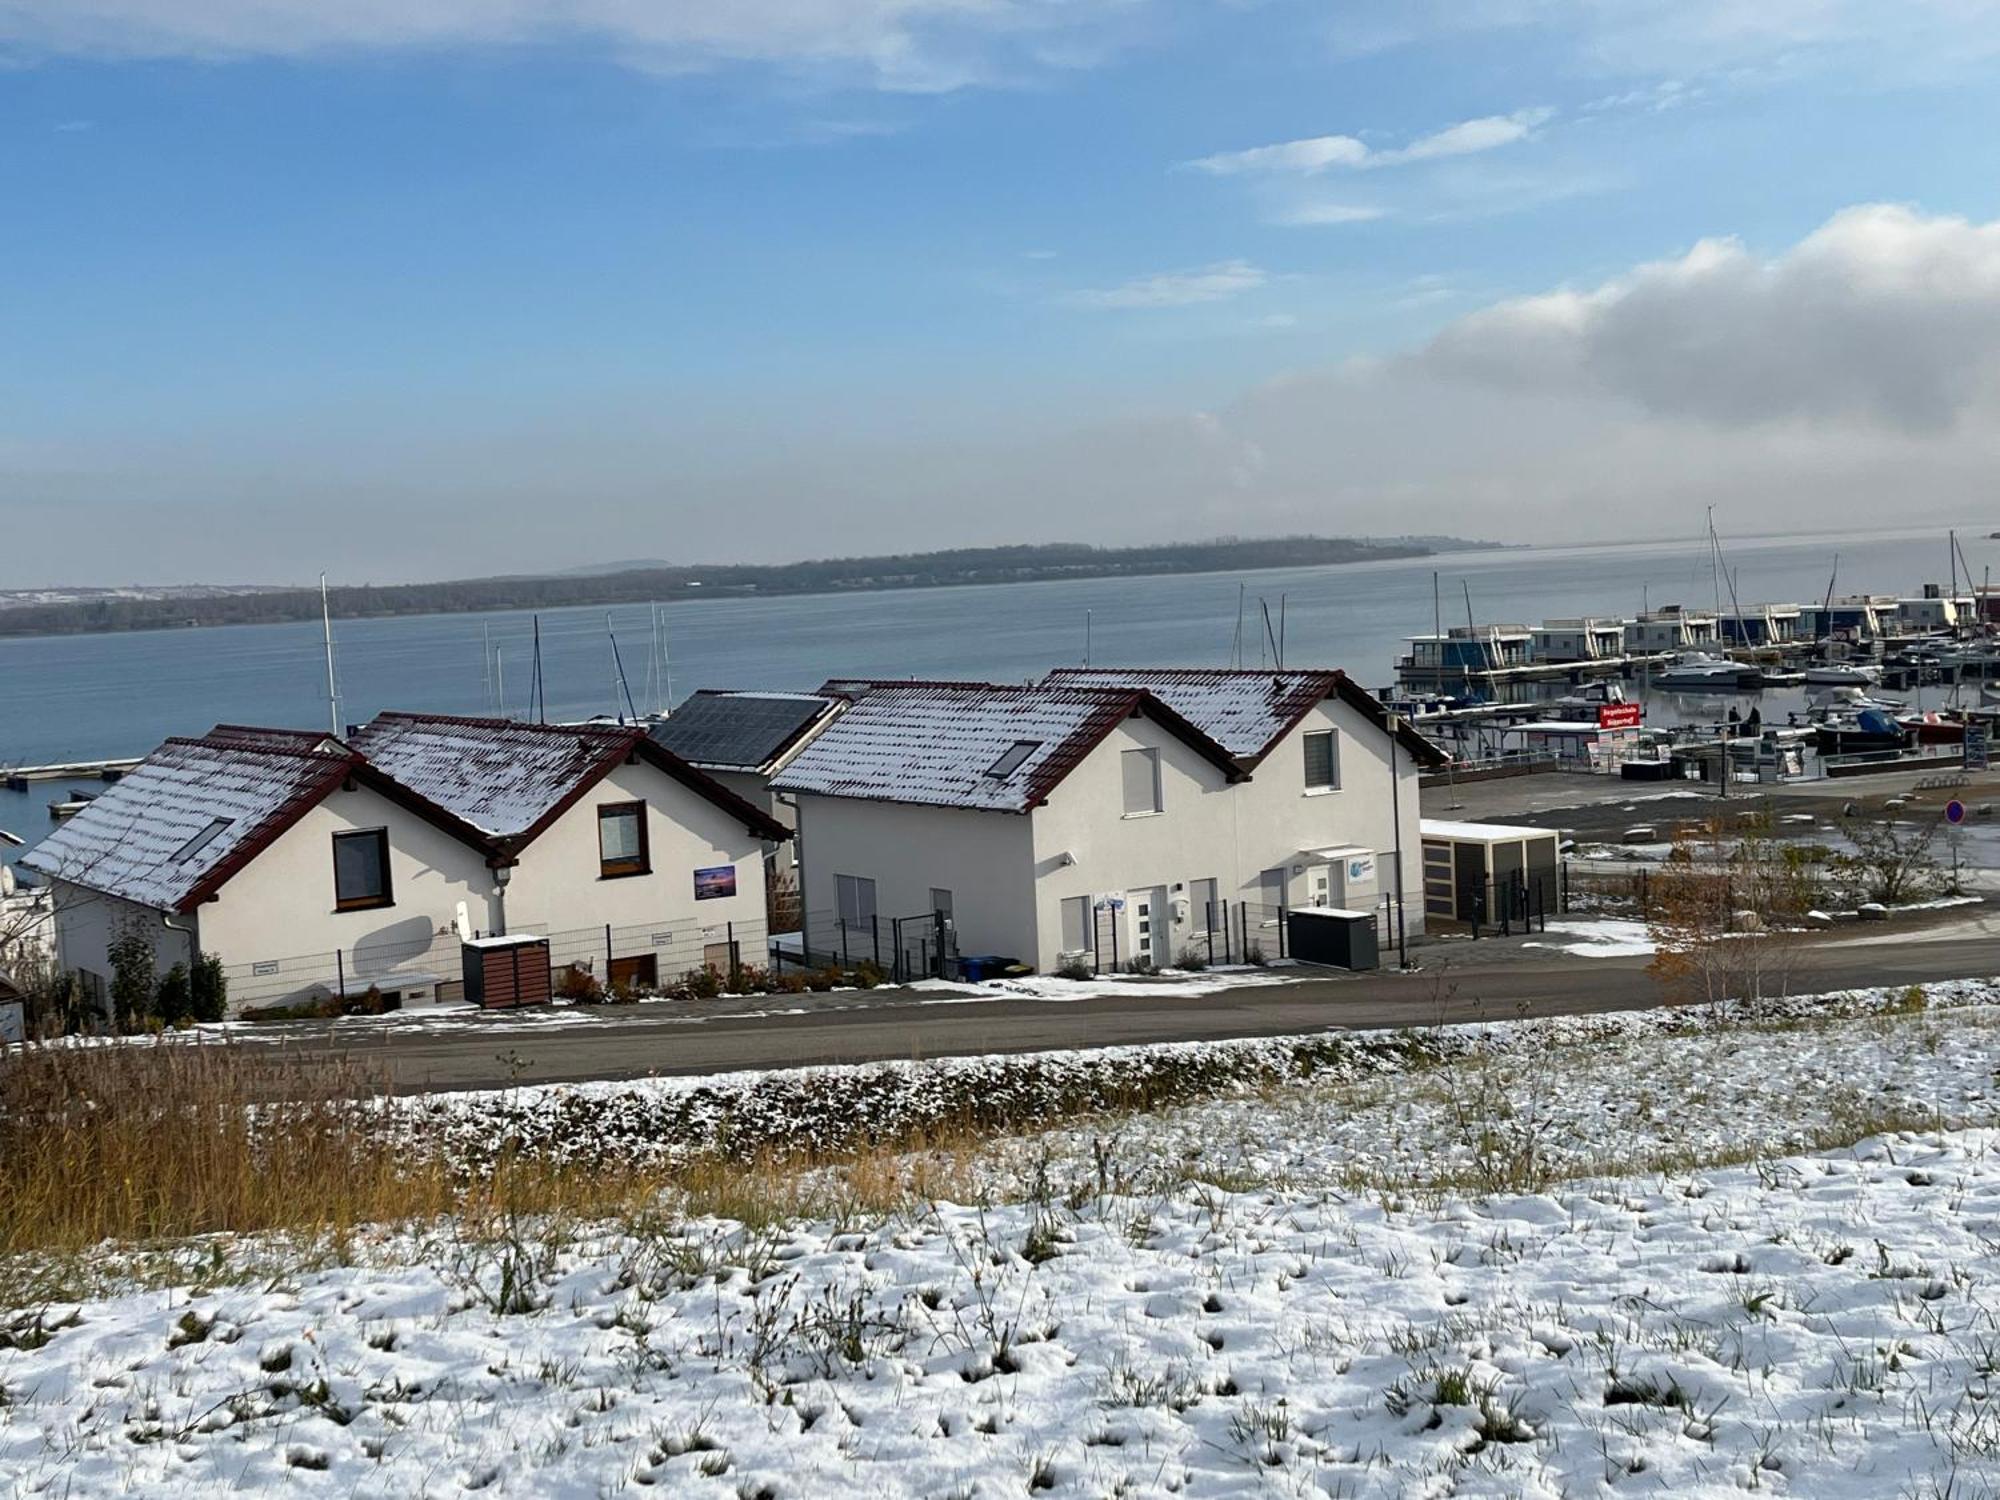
left=1330, top=672, right=1451, bottom=768
left=1022, top=688, right=1246, bottom=808
left=634, top=738, right=794, bottom=843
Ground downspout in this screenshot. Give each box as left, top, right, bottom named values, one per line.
left=161, top=912, right=200, bottom=984
left=1386, top=713, right=1409, bottom=969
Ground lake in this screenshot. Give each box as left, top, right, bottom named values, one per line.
left=3, top=524, right=1994, bottom=864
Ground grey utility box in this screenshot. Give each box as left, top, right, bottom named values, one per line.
left=1286, top=907, right=1380, bottom=971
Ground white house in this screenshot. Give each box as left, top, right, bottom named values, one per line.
left=774, top=670, right=1443, bottom=975
left=25, top=715, right=786, bottom=1012
left=344, top=713, right=786, bottom=990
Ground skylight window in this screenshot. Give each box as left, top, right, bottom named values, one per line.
left=171, top=816, right=233, bottom=863
left=985, top=740, right=1041, bottom=779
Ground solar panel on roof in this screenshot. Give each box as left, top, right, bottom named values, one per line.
left=649, top=693, right=833, bottom=771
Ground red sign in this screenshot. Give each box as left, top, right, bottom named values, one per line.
left=1597, top=702, right=1643, bottom=730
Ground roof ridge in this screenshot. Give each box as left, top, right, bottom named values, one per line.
left=365, top=710, right=638, bottom=741
left=164, top=734, right=358, bottom=764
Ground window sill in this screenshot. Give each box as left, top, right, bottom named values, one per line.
left=333, top=898, right=394, bottom=914
left=1120, top=810, right=1163, bottom=820
left=1303, top=786, right=1340, bottom=797
left=599, top=868, right=652, bottom=881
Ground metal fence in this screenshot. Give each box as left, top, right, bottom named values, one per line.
left=784, top=908, right=959, bottom=983
left=221, top=911, right=768, bottom=1011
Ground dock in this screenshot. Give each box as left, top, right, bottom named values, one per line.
left=3, top=758, right=141, bottom=793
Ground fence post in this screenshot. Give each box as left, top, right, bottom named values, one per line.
left=934, top=911, right=948, bottom=979
left=840, top=919, right=850, bottom=968
left=726, top=920, right=738, bottom=983
left=335, top=947, right=345, bottom=999
left=1278, top=905, right=1288, bottom=960
left=605, top=923, right=613, bottom=979
left=1219, top=899, right=1230, bottom=964
left=871, top=913, right=881, bottom=969
left=1205, top=902, right=1214, bottom=966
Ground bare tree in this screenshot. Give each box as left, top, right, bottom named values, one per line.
left=1835, top=810, right=1945, bottom=907
left=1647, top=813, right=1824, bottom=1006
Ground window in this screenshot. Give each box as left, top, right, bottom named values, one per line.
left=985, top=740, right=1040, bottom=779
left=598, top=801, right=649, bottom=878
left=1189, top=877, right=1218, bottom=933
left=171, top=816, right=233, bottom=864
left=332, top=828, right=392, bottom=911
left=1060, top=895, right=1091, bottom=953
left=835, top=873, right=877, bottom=928
left=1303, top=729, right=1340, bottom=791
left=1121, top=747, right=1162, bottom=816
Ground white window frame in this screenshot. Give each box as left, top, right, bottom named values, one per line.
left=1121, top=746, right=1162, bottom=818
left=835, top=873, right=877, bottom=928
left=1303, top=728, right=1340, bottom=793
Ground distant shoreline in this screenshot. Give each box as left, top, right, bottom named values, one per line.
left=0, top=536, right=1498, bottom=640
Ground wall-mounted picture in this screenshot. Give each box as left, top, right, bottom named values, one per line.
left=693, top=865, right=737, bottom=901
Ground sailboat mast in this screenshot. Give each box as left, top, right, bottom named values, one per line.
left=319, top=572, right=340, bottom=737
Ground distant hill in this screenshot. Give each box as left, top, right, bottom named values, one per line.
left=555, top=559, right=676, bottom=577
left=0, top=535, right=1500, bottom=639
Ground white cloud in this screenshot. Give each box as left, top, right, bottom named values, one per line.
left=0, top=0, right=1149, bottom=91
left=1421, top=203, right=2000, bottom=429
left=1271, top=202, right=1388, bottom=226
left=1066, top=259, right=1267, bottom=310
left=1188, top=108, right=1552, bottom=177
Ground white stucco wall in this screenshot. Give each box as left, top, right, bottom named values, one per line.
left=497, top=760, right=770, bottom=974
left=194, top=781, right=499, bottom=1006
left=788, top=698, right=1424, bottom=975
left=45, top=879, right=182, bottom=1000
left=792, top=794, right=1037, bottom=968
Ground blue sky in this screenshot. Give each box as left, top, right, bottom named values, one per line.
left=6, top=2, right=2000, bottom=584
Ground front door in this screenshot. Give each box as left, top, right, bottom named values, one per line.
left=1307, top=864, right=1332, bottom=908
left=1127, top=886, right=1168, bottom=967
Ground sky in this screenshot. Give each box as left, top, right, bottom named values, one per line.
left=5, top=1, right=2000, bottom=586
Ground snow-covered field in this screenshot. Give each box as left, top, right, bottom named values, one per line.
left=8, top=989, right=2000, bottom=1497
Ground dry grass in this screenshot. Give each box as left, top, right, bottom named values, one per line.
left=0, top=1039, right=986, bottom=1266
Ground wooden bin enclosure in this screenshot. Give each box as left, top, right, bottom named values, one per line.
left=460, top=934, right=553, bottom=1009
left=1420, top=819, right=1561, bottom=926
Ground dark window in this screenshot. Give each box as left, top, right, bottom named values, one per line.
left=985, top=740, right=1040, bottom=779
left=171, top=816, right=233, bottom=864
left=1303, top=729, right=1339, bottom=791
left=332, top=829, right=392, bottom=911
left=598, top=801, right=650, bottom=878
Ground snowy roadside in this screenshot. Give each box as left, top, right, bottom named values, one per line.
left=11, top=1004, right=2000, bottom=1496
left=393, top=975, right=2000, bottom=1173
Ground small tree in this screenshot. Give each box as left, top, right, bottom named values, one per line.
left=154, top=963, right=193, bottom=1027
left=1836, top=810, right=1944, bottom=906
left=190, top=952, right=228, bottom=1022
left=106, top=923, right=157, bottom=1032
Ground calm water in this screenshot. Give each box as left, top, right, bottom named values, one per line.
left=4, top=525, right=1994, bottom=864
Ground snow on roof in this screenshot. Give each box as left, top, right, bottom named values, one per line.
left=1043, top=668, right=1336, bottom=761
left=21, top=731, right=356, bottom=912
left=1420, top=818, right=1562, bottom=844
left=1044, top=666, right=1448, bottom=768
left=649, top=691, right=840, bottom=773
left=346, top=713, right=637, bottom=839
left=774, top=683, right=1175, bottom=812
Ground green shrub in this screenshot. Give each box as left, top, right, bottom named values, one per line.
left=154, top=964, right=193, bottom=1028
left=190, top=952, right=227, bottom=1022
left=107, top=925, right=156, bottom=1032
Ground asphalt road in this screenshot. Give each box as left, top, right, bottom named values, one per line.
left=268, top=929, right=2000, bottom=1094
